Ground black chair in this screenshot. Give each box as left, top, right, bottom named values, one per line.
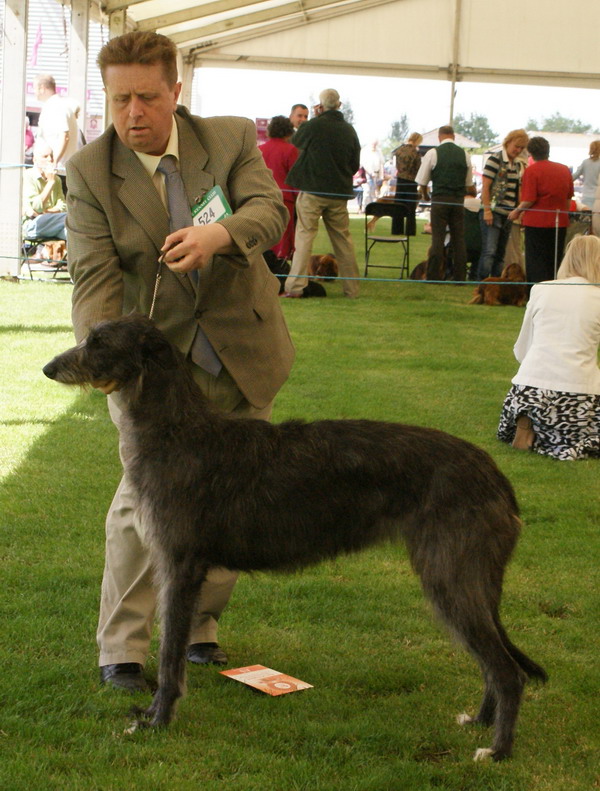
left=364, top=202, right=411, bottom=279
left=21, top=237, right=69, bottom=280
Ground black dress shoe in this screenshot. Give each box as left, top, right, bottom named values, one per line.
left=100, top=662, right=149, bottom=692
left=187, top=642, right=228, bottom=666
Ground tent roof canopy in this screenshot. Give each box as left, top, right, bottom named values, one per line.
left=101, top=0, right=600, bottom=90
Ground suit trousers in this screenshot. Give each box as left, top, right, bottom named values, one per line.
left=97, top=363, right=273, bottom=666
left=427, top=194, right=467, bottom=282
left=285, top=192, right=360, bottom=298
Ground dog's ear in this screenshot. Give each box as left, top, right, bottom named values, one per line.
left=139, top=324, right=179, bottom=370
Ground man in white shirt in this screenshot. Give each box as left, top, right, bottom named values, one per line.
left=416, top=126, right=476, bottom=281
left=35, top=74, right=78, bottom=179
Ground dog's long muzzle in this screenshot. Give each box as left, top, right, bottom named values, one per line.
left=42, top=359, right=60, bottom=380
left=42, top=341, right=88, bottom=385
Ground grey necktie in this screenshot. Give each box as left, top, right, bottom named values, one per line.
left=157, top=155, right=222, bottom=377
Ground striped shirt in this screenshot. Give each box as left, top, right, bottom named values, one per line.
left=482, top=150, right=524, bottom=215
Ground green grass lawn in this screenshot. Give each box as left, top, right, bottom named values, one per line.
left=0, top=220, right=598, bottom=790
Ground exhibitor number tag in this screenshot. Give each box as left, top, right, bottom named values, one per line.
left=191, top=185, right=232, bottom=227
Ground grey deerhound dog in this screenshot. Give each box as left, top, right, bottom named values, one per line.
left=43, top=314, right=547, bottom=760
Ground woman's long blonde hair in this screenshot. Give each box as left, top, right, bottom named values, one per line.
left=406, top=132, right=423, bottom=146
left=557, top=234, right=600, bottom=284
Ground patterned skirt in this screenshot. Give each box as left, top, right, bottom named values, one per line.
left=497, top=384, right=600, bottom=461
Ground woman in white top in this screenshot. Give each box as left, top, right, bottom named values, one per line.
left=497, top=234, right=600, bottom=460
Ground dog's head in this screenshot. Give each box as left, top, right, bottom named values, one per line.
left=309, top=254, right=339, bottom=281
left=42, top=314, right=178, bottom=390
left=501, top=263, right=526, bottom=281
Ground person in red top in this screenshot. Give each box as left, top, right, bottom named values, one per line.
left=259, top=115, right=299, bottom=261
left=508, top=136, right=573, bottom=285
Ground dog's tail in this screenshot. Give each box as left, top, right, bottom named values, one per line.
left=495, top=618, right=548, bottom=683
left=468, top=288, right=484, bottom=304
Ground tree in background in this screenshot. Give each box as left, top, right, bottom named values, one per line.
left=342, top=98, right=355, bottom=126
left=453, top=113, right=498, bottom=147
left=381, top=114, right=410, bottom=157
left=526, top=112, right=600, bottom=134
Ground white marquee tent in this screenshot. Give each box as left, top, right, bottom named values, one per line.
left=2, top=0, right=600, bottom=274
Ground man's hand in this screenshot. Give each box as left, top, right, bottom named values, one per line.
left=508, top=201, right=532, bottom=223
left=483, top=207, right=494, bottom=226
left=160, top=223, right=236, bottom=273
left=42, top=168, right=57, bottom=185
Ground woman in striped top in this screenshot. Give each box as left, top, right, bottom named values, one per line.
left=478, top=129, right=529, bottom=280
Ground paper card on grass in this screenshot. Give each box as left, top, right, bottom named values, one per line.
left=220, top=665, right=313, bottom=696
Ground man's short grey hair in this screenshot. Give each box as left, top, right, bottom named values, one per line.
left=319, top=89, right=341, bottom=111
left=35, top=74, right=56, bottom=92
left=33, top=140, right=53, bottom=161
left=33, top=139, right=52, bottom=155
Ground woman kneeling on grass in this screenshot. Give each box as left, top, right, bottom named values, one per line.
left=497, top=234, right=600, bottom=460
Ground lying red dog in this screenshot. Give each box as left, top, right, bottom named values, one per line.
left=469, top=263, right=527, bottom=307
left=308, top=254, right=338, bottom=282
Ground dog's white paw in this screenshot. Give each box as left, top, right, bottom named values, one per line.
left=473, top=747, right=495, bottom=762
left=123, top=721, right=139, bottom=735
left=456, top=712, right=474, bottom=726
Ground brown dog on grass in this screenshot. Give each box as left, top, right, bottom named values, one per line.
left=469, top=263, right=527, bottom=306
left=308, top=254, right=339, bottom=281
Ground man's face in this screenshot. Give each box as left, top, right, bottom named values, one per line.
left=34, top=146, right=54, bottom=171
left=289, top=106, right=308, bottom=128
left=34, top=80, right=46, bottom=102
left=104, top=62, right=182, bottom=155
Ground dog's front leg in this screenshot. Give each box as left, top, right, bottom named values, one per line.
left=138, top=557, right=209, bottom=728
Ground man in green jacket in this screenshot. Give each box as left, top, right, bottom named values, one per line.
left=283, top=89, right=361, bottom=298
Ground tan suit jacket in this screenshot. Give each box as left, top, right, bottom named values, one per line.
left=66, top=107, right=294, bottom=408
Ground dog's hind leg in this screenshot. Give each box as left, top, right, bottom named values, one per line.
left=140, top=557, right=209, bottom=728
left=413, top=511, right=527, bottom=762
left=440, top=598, right=526, bottom=760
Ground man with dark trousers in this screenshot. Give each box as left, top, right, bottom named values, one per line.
left=416, top=125, right=476, bottom=281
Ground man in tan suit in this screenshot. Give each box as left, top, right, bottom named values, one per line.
left=66, top=31, right=294, bottom=691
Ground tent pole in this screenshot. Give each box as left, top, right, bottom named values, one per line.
left=449, top=0, right=462, bottom=124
